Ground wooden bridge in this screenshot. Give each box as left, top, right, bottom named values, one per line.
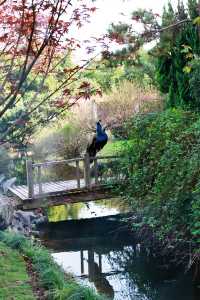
left=9, top=154, right=122, bottom=210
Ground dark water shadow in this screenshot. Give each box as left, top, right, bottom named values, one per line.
left=37, top=213, right=200, bottom=300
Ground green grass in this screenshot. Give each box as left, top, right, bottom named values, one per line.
left=0, top=241, right=35, bottom=300
left=0, top=231, right=108, bottom=300
left=99, top=140, right=128, bottom=156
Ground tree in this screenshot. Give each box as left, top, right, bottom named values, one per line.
left=156, top=0, right=200, bottom=108
left=104, top=0, right=200, bottom=109
left=83, top=49, right=157, bottom=93
left=0, top=0, right=99, bottom=147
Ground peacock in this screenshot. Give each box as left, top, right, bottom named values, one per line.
left=86, top=120, right=108, bottom=163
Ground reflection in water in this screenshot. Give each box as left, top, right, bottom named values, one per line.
left=87, top=250, right=114, bottom=299
left=39, top=213, right=200, bottom=300
left=48, top=203, right=84, bottom=222
left=48, top=198, right=129, bottom=222
left=53, top=250, right=115, bottom=299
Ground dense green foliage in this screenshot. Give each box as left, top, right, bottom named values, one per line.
left=0, top=146, right=11, bottom=176
left=105, top=0, right=200, bottom=110
left=84, top=50, right=156, bottom=92
left=119, top=109, right=200, bottom=250
left=0, top=55, right=73, bottom=147
left=0, top=231, right=107, bottom=300
left=156, top=0, right=200, bottom=109
left=189, top=57, right=200, bottom=107
left=0, top=146, right=27, bottom=184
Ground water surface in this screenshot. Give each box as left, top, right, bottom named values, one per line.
left=39, top=200, right=200, bottom=300
left=47, top=198, right=129, bottom=222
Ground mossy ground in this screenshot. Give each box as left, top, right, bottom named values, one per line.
left=0, top=241, right=35, bottom=300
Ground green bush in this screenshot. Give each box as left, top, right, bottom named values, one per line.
left=33, top=122, right=88, bottom=161
left=0, top=146, right=12, bottom=176
left=189, top=57, right=200, bottom=109
left=119, top=109, right=200, bottom=250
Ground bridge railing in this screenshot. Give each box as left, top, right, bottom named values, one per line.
left=26, top=154, right=121, bottom=198
left=87, top=155, right=122, bottom=186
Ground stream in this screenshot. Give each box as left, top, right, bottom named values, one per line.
left=38, top=199, right=200, bottom=300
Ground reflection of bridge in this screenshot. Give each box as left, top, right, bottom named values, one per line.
left=9, top=154, right=121, bottom=210
left=80, top=250, right=115, bottom=299
left=42, top=214, right=133, bottom=300
left=40, top=213, right=134, bottom=299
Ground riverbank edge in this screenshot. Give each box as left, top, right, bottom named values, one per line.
left=0, top=241, right=36, bottom=299
left=125, top=215, right=200, bottom=282
left=0, top=230, right=107, bottom=300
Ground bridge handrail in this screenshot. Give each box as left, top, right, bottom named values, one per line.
left=33, top=157, right=83, bottom=167
left=32, top=155, right=121, bottom=168
left=95, top=155, right=122, bottom=160
left=26, top=154, right=121, bottom=199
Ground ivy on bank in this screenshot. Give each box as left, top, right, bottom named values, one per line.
left=119, top=109, right=200, bottom=251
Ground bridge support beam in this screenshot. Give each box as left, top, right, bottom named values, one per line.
left=18, top=188, right=117, bottom=210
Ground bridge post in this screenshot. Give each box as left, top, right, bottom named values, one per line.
left=94, top=158, right=98, bottom=185
left=76, top=160, right=81, bottom=189
left=84, top=153, right=90, bottom=188
left=26, top=159, right=34, bottom=198
left=37, top=166, right=43, bottom=194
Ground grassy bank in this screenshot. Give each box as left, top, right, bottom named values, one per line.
left=99, top=140, right=128, bottom=156
left=0, top=241, right=35, bottom=300
left=0, top=231, right=107, bottom=300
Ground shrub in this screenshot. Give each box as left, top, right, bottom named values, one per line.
left=32, top=99, right=98, bottom=162
left=0, top=146, right=12, bottom=176
left=98, top=81, right=162, bottom=138
left=119, top=108, right=200, bottom=251
left=189, top=57, right=200, bottom=109
left=32, top=121, right=88, bottom=161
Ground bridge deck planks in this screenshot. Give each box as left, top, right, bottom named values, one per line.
left=8, top=177, right=118, bottom=210
left=8, top=178, right=98, bottom=201
left=9, top=186, right=27, bottom=200
left=9, top=179, right=87, bottom=200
